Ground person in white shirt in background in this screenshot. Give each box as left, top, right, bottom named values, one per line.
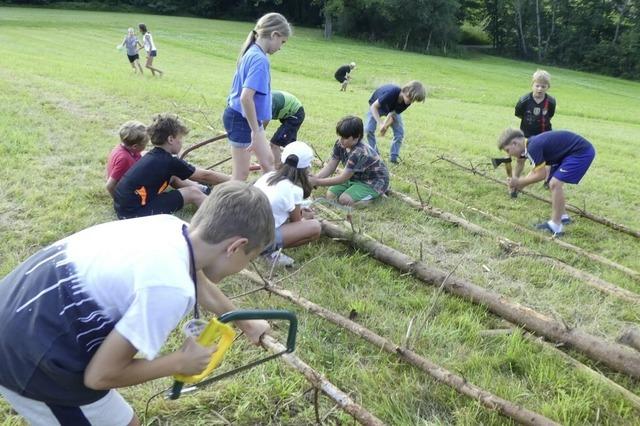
left=138, top=23, right=163, bottom=77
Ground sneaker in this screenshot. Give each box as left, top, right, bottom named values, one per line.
left=263, top=251, right=295, bottom=267
left=390, top=157, right=399, bottom=164
left=561, top=216, right=572, bottom=225
left=543, top=181, right=550, bottom=190
left=534, top=222, right=564, bottom=237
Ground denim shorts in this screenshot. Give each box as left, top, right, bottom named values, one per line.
left=223, top=107, right=262, bottom=148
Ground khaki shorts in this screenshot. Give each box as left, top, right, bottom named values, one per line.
left=0, top=384, right=134, bottom=426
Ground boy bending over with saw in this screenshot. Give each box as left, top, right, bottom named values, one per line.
left=0, top=181, right=273, bottom=425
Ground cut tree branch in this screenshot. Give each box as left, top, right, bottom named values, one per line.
left=320, top=220, right=640, bottom=379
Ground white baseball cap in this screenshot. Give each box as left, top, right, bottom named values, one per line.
left=281, top=141, right=314, bottom=169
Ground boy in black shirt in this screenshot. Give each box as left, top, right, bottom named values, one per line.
left=514, top=69, right=556, bottom=177
left=334, top=62, right=356, bottom=91
left=114, top=114, right=229, bottom=219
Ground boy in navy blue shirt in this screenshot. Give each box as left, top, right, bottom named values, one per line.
left=114, top=114, right=229, bottom=219
left=365, top=81, right=426, bottom=164
left=498, top=129, right=596, bottom=236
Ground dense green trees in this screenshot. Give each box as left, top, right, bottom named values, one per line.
left=6, top=0, right=638, bottom=79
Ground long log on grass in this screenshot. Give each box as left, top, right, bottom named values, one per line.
left=321, top=221, right=640, bottom=379
left=436, top=155, right=640, bottom=239
left=618, top=327, right=640, bottom=352
left=389, top=189, right=640, bottom=304
left=179, top=133, right=228, bottom=159
left=261, top=335, right=384, bottom=425
left=242, top=272, right=557, bottom=426
left=390, top=173, right=640, bottom=283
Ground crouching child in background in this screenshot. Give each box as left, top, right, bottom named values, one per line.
left=255, top=141, right=321, bottom=267
left=265, top=90, right=306, bottom=169
left=311, top=116, right=389, bottom=207
left=0, top=181, right=273, bottom=426
left=113, top=113, right=229, bottom=219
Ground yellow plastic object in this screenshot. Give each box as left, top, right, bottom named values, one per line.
left=174, top=318, right=236, bottom=384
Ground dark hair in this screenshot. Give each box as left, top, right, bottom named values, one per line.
left=336, top=115, right=364, bottom=141
left=267, top=161, right=313, bottom=198
left=138, top=23, right=148, bottom=33
left=147, top=113, right=189, bottom=146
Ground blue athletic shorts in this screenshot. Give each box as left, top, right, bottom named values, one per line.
left=551, top=145, right=596, bottom=184
left=223, top=107, right=263, bottom=148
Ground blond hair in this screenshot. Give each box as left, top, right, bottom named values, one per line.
left=237, top=13, right=292, bottom=64
left=497, top=128, right=525, bottom=150
left=190, top=181, right=275, bottom=253
left=532, top=69, right=551, bottom=87
left=119, top=121, right=148, bottom=147
left=402, top=80, right=426, bottom=102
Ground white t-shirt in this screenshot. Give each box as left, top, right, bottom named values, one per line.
left=143, top=32, right=156, bottom=52
left=65, top=214, right=194, bottom=359
left=254, top=172, right=304, bottom=228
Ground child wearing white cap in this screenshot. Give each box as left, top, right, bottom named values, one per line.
left=254, top=141, right=321, bottom=266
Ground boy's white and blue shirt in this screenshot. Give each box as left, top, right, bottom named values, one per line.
left=0, top=215, right=195, bottom=406
left=227, top=44, right=271, bottom=122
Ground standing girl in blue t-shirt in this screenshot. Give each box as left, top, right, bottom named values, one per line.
left=223, top=13, right=292, bottom=181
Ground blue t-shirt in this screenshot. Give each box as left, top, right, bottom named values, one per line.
left=227, top=44, right=271, bottom=122
left=526, top=130, right=593, bottom=169
left=368, top=84, right=409, bottom=116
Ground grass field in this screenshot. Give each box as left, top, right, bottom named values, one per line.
left=1, top=6, right=640, bottom=425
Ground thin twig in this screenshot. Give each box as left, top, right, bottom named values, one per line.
left=414, top=179, right=425, bottom=207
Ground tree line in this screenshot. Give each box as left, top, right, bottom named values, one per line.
left=9, top=0, right=640, bottom=79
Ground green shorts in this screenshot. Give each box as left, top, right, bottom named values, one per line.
left=329, top=180, right=380, bottom=202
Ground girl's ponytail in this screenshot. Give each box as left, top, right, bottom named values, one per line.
left=237, top=13, right=291, bottom=65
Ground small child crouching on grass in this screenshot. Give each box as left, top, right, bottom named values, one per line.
left=106, top=120, right=149, bottom=197
left=311, top=116, right=389, bottom=207
left=254, top=141, right=321, bottom=267
left=114, top=113, right=229, bottom=219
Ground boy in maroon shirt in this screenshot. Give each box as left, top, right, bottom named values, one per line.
left=106, top=121, right=148, bottom=197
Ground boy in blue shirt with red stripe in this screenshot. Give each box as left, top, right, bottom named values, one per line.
left=498, top=129, right=596, bottom=236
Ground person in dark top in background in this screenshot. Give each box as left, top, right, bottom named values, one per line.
left=114, top=113, right=229, bottom=219
left=514, top=69, right=556, bottom=178
left=334, top=62, right=356, bottom=91
left=498, top=129, right=595, bottom=237
left=365, top=81, right=426, bottom=164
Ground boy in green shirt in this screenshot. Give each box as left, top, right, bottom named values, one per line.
left=265, top=90, right=305, bottom=168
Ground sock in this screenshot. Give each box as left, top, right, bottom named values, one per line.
left=561, top=214, right=570, bottom=221
left=547, top=220, right=563, bottom=233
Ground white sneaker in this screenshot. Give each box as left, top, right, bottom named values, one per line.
left=263, top=251, right=295, bottom=267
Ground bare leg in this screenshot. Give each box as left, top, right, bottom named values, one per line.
left=134, top=59, right=144, bottom=74
left=231, top=146, right=252, bottom=181
left=271, top=143, right=283, bottom=169
left=145, top=56, right=162, bottom=76
left=178, top=186, right=206, bottom=208
left=280, top=219, right=321, bottom=248
left=252, top=138, right=275, bottom=174
left=548, top=177, right=565, bottom=226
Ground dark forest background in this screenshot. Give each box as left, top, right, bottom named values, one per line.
left=5, top=0, right=640, bottom=79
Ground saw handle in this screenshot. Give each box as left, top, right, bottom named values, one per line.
left=169, top=309, right=297, bottom=400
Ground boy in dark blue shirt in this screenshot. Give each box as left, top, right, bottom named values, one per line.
left=114, top=114, right=229, bottom=219
left=365, top=81, right=426, bottom=164
left=498, top=129, right=596, bottom=236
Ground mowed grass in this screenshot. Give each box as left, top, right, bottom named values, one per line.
left=1, top=7, right=640, bottom=425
